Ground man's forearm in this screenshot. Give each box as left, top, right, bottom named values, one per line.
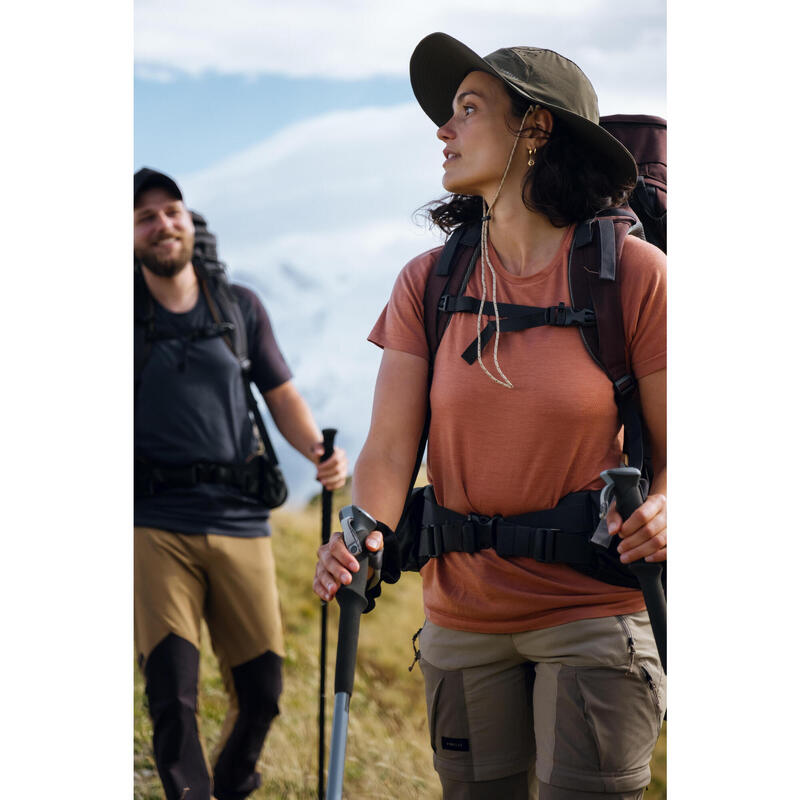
left=263, top=381, right=322, bottom=461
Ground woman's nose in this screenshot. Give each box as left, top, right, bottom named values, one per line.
left=437, top=117, right=455, bottom=141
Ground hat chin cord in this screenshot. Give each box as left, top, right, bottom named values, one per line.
left=476, top=105, right=533, bottom=389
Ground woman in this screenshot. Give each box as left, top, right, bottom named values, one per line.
left=314, top=33, right=666, bottom=800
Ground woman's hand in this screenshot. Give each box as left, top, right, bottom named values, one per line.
left=313, top=529, right=384, bottom=602
left=606, top=492, right=666, bottom=563
left=313, top=444, right=348, bottom=491
left=608, top=369, right=667, bottom=564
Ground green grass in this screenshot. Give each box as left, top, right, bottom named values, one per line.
left=134, top=495, right=666, bottom=799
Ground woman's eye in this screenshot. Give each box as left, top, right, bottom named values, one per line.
left=464, top=105, right=475, bottom=116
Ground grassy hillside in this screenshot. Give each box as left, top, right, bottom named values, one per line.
left=134, top=493, right=666, bottom=798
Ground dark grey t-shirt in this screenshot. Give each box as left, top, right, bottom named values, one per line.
left=134, top=284, right=292, bottom=537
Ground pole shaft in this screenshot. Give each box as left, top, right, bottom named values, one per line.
left=326, top=692, right=350, bottom=800
left=318, top=428, right=337, bottom=800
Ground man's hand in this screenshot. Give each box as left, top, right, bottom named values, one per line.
left=313, top=444, right=348, bottom=491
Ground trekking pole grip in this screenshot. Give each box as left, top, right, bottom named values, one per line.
left=601, top=467, right=667, bottom=672
left=322, top=428, right=337, bottom=460
left=603, top=466, right=644, bottom=520
left=321, top=429, right=337, bottom=545
left=334, top=505, right=379, bottom=694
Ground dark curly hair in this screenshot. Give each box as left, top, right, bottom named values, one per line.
left=423, top=82, right=634, bottom=234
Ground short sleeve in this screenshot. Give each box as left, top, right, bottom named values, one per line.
left=367, top=248, right=441, bottom=359
left=232, top=284, right=293, bottom=392
left=619, top=236, right=667, bottom=379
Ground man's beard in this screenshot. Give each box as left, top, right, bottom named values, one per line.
left=135, top=232, right=194, bottom=277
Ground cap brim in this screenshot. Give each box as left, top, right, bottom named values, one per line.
left=134, top=169, right=183, bottom=202
left=409, top=32, right=637, bottom=187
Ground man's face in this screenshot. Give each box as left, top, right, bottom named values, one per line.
left=133, top=186, right=195, bottom=277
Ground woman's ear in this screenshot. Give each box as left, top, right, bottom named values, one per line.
left=526, top=107, right=554, bottom=149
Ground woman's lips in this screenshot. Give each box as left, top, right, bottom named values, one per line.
left=443, top=152, right=459, bottom=168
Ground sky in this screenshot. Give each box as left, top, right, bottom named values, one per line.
left=135, top=0, right=666, bottom=173
left=133, top=0, right=667, bottom=501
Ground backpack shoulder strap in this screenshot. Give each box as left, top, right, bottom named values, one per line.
left=422, top=221, right=481, bottom=360
left=133, top=264, right=155, bottom=385
left=198, top=268, right=249, bottom=368
left=569, top=210, right=636, bottom=386
left=569, top=209, right=649, bottom=479
left=190, top=209, right=249, bottom=367
left=400, top=222, right=481, bottom=503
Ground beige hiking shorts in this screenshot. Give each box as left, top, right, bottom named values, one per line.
left=418, top=612, right=665, bottom=795
left=134, top=526, right=285, bottom=671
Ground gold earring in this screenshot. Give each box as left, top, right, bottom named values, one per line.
left=527, top=147, right=536, bottom=167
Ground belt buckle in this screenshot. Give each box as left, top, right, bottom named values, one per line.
left=466, top=513, right=499, bottom=552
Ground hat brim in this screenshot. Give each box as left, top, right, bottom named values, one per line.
left=409, top=33, right=637, bottom=187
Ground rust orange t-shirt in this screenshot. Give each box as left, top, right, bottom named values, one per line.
left=369, top=226, right=666, bottom=633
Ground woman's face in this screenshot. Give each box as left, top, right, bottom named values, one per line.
left=437, top=70, right=526, bottom=198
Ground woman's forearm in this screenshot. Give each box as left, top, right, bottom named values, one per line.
left=352, top=442, right=419, bottom=531
left=351, top=348, right=430, bottom=529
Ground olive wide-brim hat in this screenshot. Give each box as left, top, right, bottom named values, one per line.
left=409, top=32, right=637, bottom=187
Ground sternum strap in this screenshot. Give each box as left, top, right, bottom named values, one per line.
left=440, top=296, right=596, bottom=364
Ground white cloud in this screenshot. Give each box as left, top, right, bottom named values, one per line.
left=135, top=0, right=665, bottom=108
left=178, top=103, right=446, bottom=256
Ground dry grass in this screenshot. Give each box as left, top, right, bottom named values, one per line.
left=134, top=491, right=666, bottom=799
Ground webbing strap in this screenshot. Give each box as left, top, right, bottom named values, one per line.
left=143, top=321, right=234, bottom=344
left=416, top=487, right=601, bottom=564
left=458, top=303, right=596, bottom=364
left=418, top=522, right=596, bottom=563
left=135, top=457, right=266, bottom=498
left=598, top=218, right=616, bottom=280
left=439, top=294, right=595, bottom=321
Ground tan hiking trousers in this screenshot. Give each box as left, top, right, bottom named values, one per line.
left=134, top=526, right=285, bottom=670
left=418, top=611, right=665, bottom=798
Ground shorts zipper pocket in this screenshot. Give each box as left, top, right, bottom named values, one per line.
left=640, top=664, right=661, bottom=714
left=429, top=677, right=443, bottom=753
left=615, top=615, right=636, bottom=674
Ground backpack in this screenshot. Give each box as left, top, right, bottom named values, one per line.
left=134, top=211, right=288, bottom=508
left=600, top=115, right=667, bottom=253
left=382, top=117, right=667, bottom=584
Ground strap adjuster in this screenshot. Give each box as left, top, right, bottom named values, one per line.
left=438, top=294, right=454, bottom=312
left=545, top=303, right=596, bottom=327
left=531, top=528, right=561, bottom=562
left=613, top=374, right=637, bottom=396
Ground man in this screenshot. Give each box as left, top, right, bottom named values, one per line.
left=133, top=167, right=347, bottom=800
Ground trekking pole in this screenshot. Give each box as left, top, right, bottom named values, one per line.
left=318, top=428, right=337, bottom=800
left=597, top=467, right=667, bottom=673
left=326, top=505, right=383, bottom=800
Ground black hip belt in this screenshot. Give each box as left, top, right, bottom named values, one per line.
left=134, top=455, right=286, bottom=508
left=415, top=486, right=639, bottom=588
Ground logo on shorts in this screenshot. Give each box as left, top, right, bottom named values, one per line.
left=441, top=737, right=470, bottom=752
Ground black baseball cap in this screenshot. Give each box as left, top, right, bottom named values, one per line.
left=134, top=167, right=183, bottom=203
